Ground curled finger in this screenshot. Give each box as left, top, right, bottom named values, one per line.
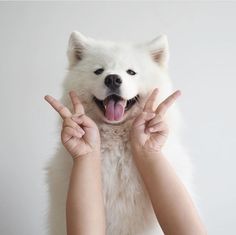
left=72, top=114, right=96, bottom=129
left=63, top=117, right=85, bottom=135
left=133, top=112, right=156, bottom=127
left=63, top=117, right=78, bottom=129
left=147, top=121, right=169, bottom=134
left=146, top=113, right=162, bottom=128
left=61, top=126, right=83, bottom=143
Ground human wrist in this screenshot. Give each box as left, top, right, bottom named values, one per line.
left=132, top=147, right=164, bottom=164
left=131, top=144, right=163, bottom=159
left=72, top=149, right=101, bottom=163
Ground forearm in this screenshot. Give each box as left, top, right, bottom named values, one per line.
left=66, top=153, right=106, bottom=235
left=133, top=151, right=207, bottom=235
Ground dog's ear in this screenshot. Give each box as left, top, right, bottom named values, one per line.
left=67, top=31, right=88, bottom=66
left=147, top=35, right=169, bottom=67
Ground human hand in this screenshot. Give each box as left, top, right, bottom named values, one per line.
left=130, top=88, right=181, bottom=154
left=44, top=91, right=100, bottom=160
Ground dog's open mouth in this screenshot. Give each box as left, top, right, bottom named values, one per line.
left=93, top=94, right=139, bottom=122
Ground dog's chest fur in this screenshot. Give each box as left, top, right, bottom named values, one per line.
left=98, top=122, right=163, bottom=235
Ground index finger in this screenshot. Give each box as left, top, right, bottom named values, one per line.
left=155, top=90, right=181, bottom=117
left=44, top=95, right=72, bottom=119
left=69, top=91, right=85, bottom=115
left=143, top=88, right=159, bottom=112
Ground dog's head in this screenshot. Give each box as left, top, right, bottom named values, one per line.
left=65, top=31, right=171, bottom=124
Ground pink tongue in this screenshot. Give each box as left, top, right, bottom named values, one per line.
left=105, top=99, right=125, bottom=121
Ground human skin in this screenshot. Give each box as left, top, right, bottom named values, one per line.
left=45, top=91, right=105, bottom=235
left=45, top=89, right=207, bottom=235
left=130, top=89, right=207, bottom=235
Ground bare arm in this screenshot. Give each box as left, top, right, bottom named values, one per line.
left=66, top=154, right=105, bottom=235
left=134, top=152, right=206, bottom=235
left=45, top=91, right=105, bottom=235
left=130, top=89, right=207, bottom=235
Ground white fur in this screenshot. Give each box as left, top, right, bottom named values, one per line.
left=45, top=32, right=193, bottom=235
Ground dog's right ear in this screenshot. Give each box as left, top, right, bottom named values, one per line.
left=147, top=34, right=169, bottom=68
left=67, top=31, right=88, bottom=66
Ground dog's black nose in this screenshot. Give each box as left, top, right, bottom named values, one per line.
left=104, top=74, right=122, bottom=90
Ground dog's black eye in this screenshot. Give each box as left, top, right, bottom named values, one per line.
left=94, top=68, right=104, bottom=75
left=127, top=69, right=136, bottom=76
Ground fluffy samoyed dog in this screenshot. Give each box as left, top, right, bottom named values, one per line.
left=46, top=31, right=193, bottom=235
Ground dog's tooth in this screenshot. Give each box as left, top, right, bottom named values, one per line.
left=103, top=99, right=108, bottom=110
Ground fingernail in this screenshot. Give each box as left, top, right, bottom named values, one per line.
left=44, top=95, right=51, bottom=101
left=148, top=113, right=156, bottom=118
left=80, top=130, right=85, bottom=135
left=76, top=133, right=82, bottom=138
left=176, top=90, right=181, bottom=96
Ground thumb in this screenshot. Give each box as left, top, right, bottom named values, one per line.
left=72, top=115, right=96, bottom=129
left=133, top=112, right=156, bottom=127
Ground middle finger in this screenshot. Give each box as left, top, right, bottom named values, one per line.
left=69, top=91, right=85, bottom=115
left=143, top=88, right=159, bottom=112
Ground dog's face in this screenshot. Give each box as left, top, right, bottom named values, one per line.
left=65, top=31, right=170, bottom=124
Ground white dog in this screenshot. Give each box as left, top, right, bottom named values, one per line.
left=46, top=31, right=193, bottom=235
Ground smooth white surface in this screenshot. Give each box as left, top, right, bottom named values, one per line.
left=0, top=2, right=235, bottom=235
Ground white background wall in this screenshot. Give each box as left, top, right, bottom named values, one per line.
left=0, top=2, right=235, bottom=235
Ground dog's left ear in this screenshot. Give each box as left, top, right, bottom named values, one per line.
left=147, top=35, right=169, bottom=68
left=67, top=31, right=89, bottom=67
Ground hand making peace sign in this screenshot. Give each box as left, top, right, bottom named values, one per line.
left=44, top=91, right=100, bottom=160
left=130, top=88, right=181, bottom=154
